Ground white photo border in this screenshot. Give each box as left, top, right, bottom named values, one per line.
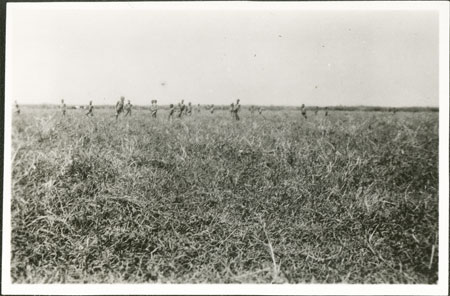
left=3, top=1, right=449, bottom=295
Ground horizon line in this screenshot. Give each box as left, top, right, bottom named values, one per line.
left=14, top=103, right=439, bottom=109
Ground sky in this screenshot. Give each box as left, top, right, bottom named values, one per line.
left=8, top=3, right=439, bottom=107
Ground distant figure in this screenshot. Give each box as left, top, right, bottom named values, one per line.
left=61, top=99, right=67, bottom=116
left=324, top=106, right=328, bottom=116
left=178, top=100, right=186, bottom=118
left=14, top=101, right=20, bottom=115
left=301, top=104, right=307, bottom=119
left=151, top=100, right=158, bottom=118
left=187, top=102, right=192, bottom=116
left=168, top=103, right=175, bottom=121
left=258, top=107, right=263, bottom=115
left=314, top=106, right=319, bottom=115
left=124, top=100, right=132, bottom=116
left=210, top=104, right=215, bottom=114
left=86, top=101, right=94, bottom=116
left=230, top=103, right=235, bottom=118
left=250, top=106, right=255, bottom=115
left=233, top=99, right=241, bottom=121
left=177, top=103, right=182, bottom=117
left=115, top=96, right=125, bottom=120
left=393, top=108, right=397, bottom=114
left=197, top=104, right=201, bottom=113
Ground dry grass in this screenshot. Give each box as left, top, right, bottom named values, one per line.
left=10, top=107, right=438, bottom=283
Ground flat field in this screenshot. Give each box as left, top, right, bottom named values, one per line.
left=10, top=107, right=439, bottom=283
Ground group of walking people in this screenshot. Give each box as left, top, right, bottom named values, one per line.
left=167, top=100, right=196, bottom=121
left=114, top=97, right=132, bottom=119
left=14, top=98, right=330, bottom=119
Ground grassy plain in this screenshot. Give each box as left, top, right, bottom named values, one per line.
left=10, top=107, right=438, bottom=283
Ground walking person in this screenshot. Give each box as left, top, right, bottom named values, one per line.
left=168, top=103, right=175, bottom=122
left=178, top=100, right=186, bottom=118
left=324, top=106, right=328, bottom=116
left=14, top=101, right=20, bottom=115
left=151, top=100, right=158, bottom=118
left=124, top=100, right=132, bottom=116
left=210, top=104, right=215, bottom=114
left=301, top=104, right=307, bottom=119
left=61, top=99, right=67, bottom=116
left=187, top=102, right=192, bottom=116
left=233, top=99, right=241, bottom=121
left=86, top=101, right=94, bottom=116
left=115, top=96, right=125, bottom=120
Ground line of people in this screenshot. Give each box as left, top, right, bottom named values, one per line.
left=13, top=99, right=330, bottom=119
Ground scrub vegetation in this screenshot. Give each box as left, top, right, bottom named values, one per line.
left=10, top=107, right=438, bottom=283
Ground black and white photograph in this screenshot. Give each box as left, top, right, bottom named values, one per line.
left=2, top=1, right=449, bottom=295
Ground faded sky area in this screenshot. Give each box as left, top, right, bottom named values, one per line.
left=8, top=3, right=439, bottom=107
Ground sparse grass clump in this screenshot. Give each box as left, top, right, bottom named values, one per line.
left=10, top=107, right=438, bottom=283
